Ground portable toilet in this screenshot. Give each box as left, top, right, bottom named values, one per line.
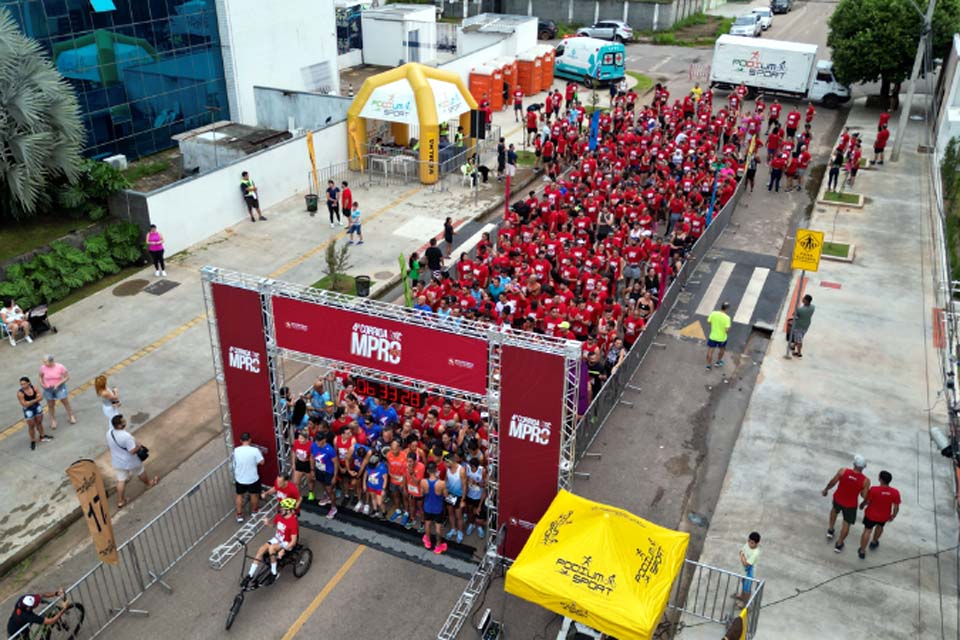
left=537, top=44, right=556, bottom=90
left=517, top=48, right=542, bottom=96
left=493, top=55, right=518, bottom=101
left=469, top=66, right=495, bottom=108
left=482, top=63, right=505, bottom=110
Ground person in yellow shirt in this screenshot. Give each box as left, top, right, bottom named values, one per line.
left=691, top=82, right=703, bottom=104
left=706, top=301, right=731, bottom=369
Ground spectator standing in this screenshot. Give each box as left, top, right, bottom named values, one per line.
left=94, top=374, right=121, bottom=427
left=425, top=238, right=444, bottom=278
left=496, top=137, right=506, bottom=180
left=788, top=294, right=815, bottom=358
left=705, top=302, right=731, bottom=370
left=827, top=149, right=843, bottom=192
left=443, top=217, right=456, bottom=258
left=240, top=171, right=267, bottom=222
left=233, top=431, right=264, bottom=522
left=340, top=181, right=353, bottom=226
left=744, top=152, right=758, bottom=193
left=17, top=377, right=51, bottom=451
left=735, top=531, right=761, bottom=602
left=878, top=108, right=891, bottom=131
left=146, top=224, right=166, bottom=277
left=324, top=180, right=340, bottom=227
left=822, top=455, right=869, bottom=553
left=872, top=125, right=890, bottom=166
left=513, top=86, right=524, bottom=122
left=2, top=298, right=32, bottom=345
left=408, top=252, right=422, bottom=286
left=857, top=470, right=901, bottom=559
left=39, top=355, right=76, bottom=429
left=506, top=143, right=518, bottom=180
left=347, top=202, right=364, bottom=245
left=106, top=414, right=158, bottom=508
left=768, top=153, right=785, bottom=192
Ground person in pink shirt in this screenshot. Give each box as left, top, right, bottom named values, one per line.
left=146, top=224, right=166, bottom=277
left=39, top=355, right=76, bottom=429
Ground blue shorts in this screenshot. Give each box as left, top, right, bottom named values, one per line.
left=23, top=403, right=43, bottom=419
left=43, top=384, right=68, bottom=401
left=707, top=339, right=727, bottom=348
left=348, top=223, right=361, bottom=234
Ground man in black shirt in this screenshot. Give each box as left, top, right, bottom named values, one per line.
left=7, top=590, right=69, bottom=638
left=424, top=238, right=444, bottom=277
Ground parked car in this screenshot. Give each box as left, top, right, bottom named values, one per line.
left=538, top=18, right=557, bottom=40
left=576, top=20, right=633, bottom=43
left=770, top=0, right=793, bottom=14
left=751, top=7, right=773, bottom=30
left=729, top=14, right=762, bottom=38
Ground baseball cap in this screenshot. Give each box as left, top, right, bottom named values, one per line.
left=853, top=454, right=866, bottom=469
left=21, top=595, right=36, bottom=608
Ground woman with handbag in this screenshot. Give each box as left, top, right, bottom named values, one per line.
left=106, top=414, right=158, bottom=508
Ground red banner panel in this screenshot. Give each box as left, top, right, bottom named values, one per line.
left=499, top=345, right=566, bottom=559
left=212, top=284, right=278, bottom=482
left=272, top=296, right=489, bottom=395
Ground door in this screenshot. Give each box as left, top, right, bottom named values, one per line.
left=596, top=22, right=614, bottom=40
left=408, top=28, right=420, bottom=63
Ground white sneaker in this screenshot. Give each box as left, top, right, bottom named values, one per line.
left=160, top=270, right=167, bottom=277
left=155, top=270, right=160, bottom=276
left=362, top=503, right=370, bottom=515
left=330, top=222, right=334, bottom=228
left=25, top=336, right=32, bottom=343
left=353, top=499, right=362, bottom=511
left=8, top=336, right=15, bottom=346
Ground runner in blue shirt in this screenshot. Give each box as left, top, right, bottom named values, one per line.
left=363, top=453, right=389, bottom=518
left=310, top=433, right=338, bottom=519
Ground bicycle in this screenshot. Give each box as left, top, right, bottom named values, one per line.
left=17, top=599, right=85, bottom=640
left=225, top=541, right=313, bottom=630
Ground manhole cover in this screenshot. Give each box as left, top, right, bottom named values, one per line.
left=374, top=271, right=393, bottom=280
left=112, top=279, right=149, bottom=296
left=688, top=512, right=710, bottom=528
left=143, top=280, right=180, bottom=296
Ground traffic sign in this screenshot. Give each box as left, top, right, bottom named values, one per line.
left=791, top=229, right=824, bottom=272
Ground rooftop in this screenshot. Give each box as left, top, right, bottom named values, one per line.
left=462, top=12, right=536, bottom=33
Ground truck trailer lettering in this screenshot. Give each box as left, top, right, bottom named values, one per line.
left=731, top=52, right=788, bottom=79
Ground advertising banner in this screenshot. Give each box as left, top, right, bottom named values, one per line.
left=498, top=345, right=565, bottom=559
left=272, top=296, right=488, bottom=395
left=66, top=459, right=118, bottom=565
left=212, top=283, right=278, bottom=481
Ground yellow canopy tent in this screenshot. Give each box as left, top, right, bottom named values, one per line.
left=346, top=63, right=478, bottom=185
left=505, top=490, right=690, bottom=640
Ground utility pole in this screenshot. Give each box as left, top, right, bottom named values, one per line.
left=891, top=0, right=937, bottom=162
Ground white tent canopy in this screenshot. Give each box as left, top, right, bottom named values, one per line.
left=358, top=77, right=471, bottom=125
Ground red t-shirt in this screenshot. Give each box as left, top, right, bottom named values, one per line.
left=341, top=187, right=353, bottom=211
left=273, top=479, right=301, bottom=504
left=832, top=468, right=866, bottom=508
left=875, top=129, right=890, bottom=148
left=864, top=485, right=901, bottom=523
left=273, top=512, right=299, bottom=544
left=292, top=439, right=311, bottom=464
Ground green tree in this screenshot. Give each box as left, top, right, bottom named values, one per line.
left=828, top=0, right=960, bottom=102
left=0, top=8, right=84, bottom=219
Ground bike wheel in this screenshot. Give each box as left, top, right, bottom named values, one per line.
left=292, top=548, right=313, bottom=578
left=49, top=603, right=85, bottom=640
left=225, top=593, right=244, bottom=631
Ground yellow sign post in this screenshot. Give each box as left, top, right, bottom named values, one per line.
left=791, top=228, right=824, bottom=272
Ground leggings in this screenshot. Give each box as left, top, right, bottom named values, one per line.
left=150, top=250, right=165, bottom=271
left=327, top=203, right=340, bottom=224
left=827, top=167, right=840, bottom=190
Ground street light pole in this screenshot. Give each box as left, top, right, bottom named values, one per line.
left=891, top=0, right=937, bottom=162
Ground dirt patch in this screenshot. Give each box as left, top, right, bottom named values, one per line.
left=112, top=279, right=149, bottom=296
left=125, top=148, right=184, bottom=193
left=675, top=16, right=725, bottom=41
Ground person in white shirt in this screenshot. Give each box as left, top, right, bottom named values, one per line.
left=106, top=414, right=157, bottom=508
left=233, top=432, right=264, bottom=522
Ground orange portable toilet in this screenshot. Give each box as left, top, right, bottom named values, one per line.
left=493, top=56, right=518, bottom=100
left=517, top=49, right=541, bottom=96
left=469, top=66, right=494, bottom=107
left=483, top=63, right=504, bottom=110
left=537, top=44, right=556, bottom=90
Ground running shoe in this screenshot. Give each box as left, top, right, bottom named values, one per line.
left=857, top=549, right=865, bottom=560
left=235, top=514, right=244, bottom=523
left=445, top=529, right=456, bottom=540
left=307, top=492, right=315, bottom=501
left=456, top=530, right=464, bottom=544
left=477, top=526, right=485, bottom=539
left=390, top=509, right=402, bottom=522
left=826, top=528, right=835, bottom=540
left=326, top=506, right=338, bottom=520
left=869, top=541, right=879, bottom=550
left=30, top=441, right=36, bottom=451
left=362, top=503, right=371, bottom=515
left=401, top=513, right=410, bottom=527
left=715, top=359, right=724, bottom=367
left=422, top=534, right=432, bottom=550
left=434, top=542, right=448, bottom=555
left=318, top=496, right=331, bottom=506
left=834, top=542, right=844, bottom=553
left=466, top=523, right=475, bottom=536
left=40, top=435, right=54, bottom=442
left=417, top=522, right=425, bottom=534
left=353, top=499, right=363, bottom=511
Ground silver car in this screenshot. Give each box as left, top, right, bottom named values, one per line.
left=577, top=20, right=633, bottom=43
left=729, top=14, right=762, bottom=38
left=751, top=7, right=773, bottom=30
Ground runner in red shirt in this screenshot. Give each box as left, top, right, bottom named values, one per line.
left=262, top=473, right=302, bottom=512
left=513, top=87, right=524, bottom=122
left=821, top=455, right=870, bottom=553
left=767, top=100, right=782, bottom=134
left=878, top=109, right=891, bottom=131
left=525, top=109, right=538, bottom=145
left=872, top=125, right=890, bottom=165
left=804, top=102, right=816, bottom=124
left=785, top=109, right=801, bottom=138
left=857, top=470, right=900, bottom=558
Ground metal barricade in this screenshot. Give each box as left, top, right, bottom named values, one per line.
left=667, top=559, right=764, bottom=638
left=8, top=457, right=235, bottom=640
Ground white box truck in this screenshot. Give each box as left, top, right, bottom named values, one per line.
left=709, top=35, right=850, bottom=107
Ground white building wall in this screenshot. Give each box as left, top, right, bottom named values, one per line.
left=361, top=17, right=403, bottom=66
left=936, top=35, right=960, bottom=156
left=216, top=0, right=339, bottom=125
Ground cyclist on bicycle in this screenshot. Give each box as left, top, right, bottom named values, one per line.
left=6, top=589, right=69, bottom=638
left=245, top=498, right=299, bottom=585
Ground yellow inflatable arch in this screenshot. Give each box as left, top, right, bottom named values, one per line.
left=347, top=63, right=479, bottom=185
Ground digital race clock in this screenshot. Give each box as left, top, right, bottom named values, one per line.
left=354, top=378, right=428, bottom=409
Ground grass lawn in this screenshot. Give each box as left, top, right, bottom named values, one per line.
left=48, top=265, right=142, bottom=315
left=310, top=274, right=370, bottom=295
left=822, top=241, right=851, bottom=258
left=0, top=217, right=91, bottom=264
left=516, top=150, right=537, bottom=166
left=627, top=71, right=654, bottom=94
left=823, top=191, right=860, bottom=204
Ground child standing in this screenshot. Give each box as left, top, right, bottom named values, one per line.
left=737, top=531, right=761, bottom=602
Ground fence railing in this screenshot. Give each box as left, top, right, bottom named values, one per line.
left=667, top=559, right=764, bottom=638
left=574, top=179, right=745, bottom=463
left=8, top=457, right=235, bottom=640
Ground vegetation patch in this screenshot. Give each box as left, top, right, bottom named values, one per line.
left=643, top=13, right=732, bottom=47
left=823, top=191, right=861, bottom=204
left=627, top=71, right=654, bottom=93
left=0, top=218, right=91, bottom=264
left=822, top=241, right=851, bottom=258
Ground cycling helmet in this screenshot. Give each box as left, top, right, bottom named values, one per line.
left=280, top=497, right=297, bottom=511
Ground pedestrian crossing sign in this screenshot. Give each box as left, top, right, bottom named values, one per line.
left=791, top=229, right=824, bottom=272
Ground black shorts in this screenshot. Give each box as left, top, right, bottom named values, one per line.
left=314, top=469, right=333, bottom=485
left=833, top=500, right=857, bottom=525
left=863, top=516, right=887, bottom=529
left=445, top=494, right=462, bottom=508
left=295, top=460, right=311, bottom=474
left=514, top=102, right=523, bottom=111
left=235, top=481, right=260, bottom=495
left=527, top=127, right=537, bottom=134
left=423, top=510, right=443, bottom=522
left=244, top=196, right=258, bottom=211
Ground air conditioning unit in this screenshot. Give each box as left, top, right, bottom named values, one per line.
left=103, top=154, right=128, bottom=170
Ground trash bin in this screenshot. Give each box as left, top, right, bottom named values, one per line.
left=305, top=193, right=319, bottom=213
left=355, top=275, right=371, bottom=297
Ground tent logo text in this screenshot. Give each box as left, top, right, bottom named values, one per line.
left=555, top=555, right=617, bottom=595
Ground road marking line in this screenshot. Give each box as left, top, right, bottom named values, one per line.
left=650, top=56, right=673, bottom=73
left=282, top=545, right=366, bottom=640
left=696, top=261, right=735, bottom=317
left=733, top=267, right=770, bottom=325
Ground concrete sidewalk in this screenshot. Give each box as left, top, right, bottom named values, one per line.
left=0, top=87, right=550, bottom=576
left=680, top=98, right=959, bottom=638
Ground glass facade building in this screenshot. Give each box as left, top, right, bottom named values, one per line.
left=1, top=0, right=230, bottom=160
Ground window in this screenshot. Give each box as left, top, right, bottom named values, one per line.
left=555, top=44, right=565, bottom=57
left=603, top=53, right=613, bottom=65
left=615, top=52, right=623, bottom=66
left=816, top=71, right=834, bottom=82
left=89, top=0, right=116, bottom=12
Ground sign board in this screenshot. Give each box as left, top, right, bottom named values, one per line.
left=66, top=460, right=118, bottom=565
left=791, top=228, right=824, bottom=272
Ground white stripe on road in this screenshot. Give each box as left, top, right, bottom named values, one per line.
left=734, top=267, right=770, bottom=325
left=649, top=56, right=673, bottom=73
left=696, top=261, right=735, bottom=317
